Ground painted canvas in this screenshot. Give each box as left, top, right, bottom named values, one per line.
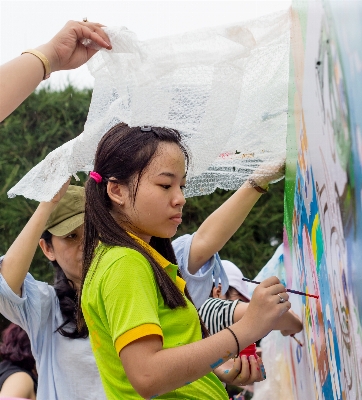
left=253, top=1, right=362, bottom=399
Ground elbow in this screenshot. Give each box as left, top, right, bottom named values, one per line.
left=130, top=374, right=162, bottom=399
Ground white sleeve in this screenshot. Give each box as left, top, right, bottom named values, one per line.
left=0, top=255, right=55, bottom=357
left=172, top=234, right=229, bottom=309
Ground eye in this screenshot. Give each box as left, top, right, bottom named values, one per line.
left=160, top=185, right=171, bottom=189
left=65, top=233, right=77, bottom=240
left=180, top=185, right=186, bottom=192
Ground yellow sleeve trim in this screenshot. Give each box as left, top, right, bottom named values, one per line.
left=176, top=276, right=186, bottom=293
left=115, top=324, right=163, bottom=354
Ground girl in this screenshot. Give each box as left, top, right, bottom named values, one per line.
left=80, top=123, right=292, bottom=399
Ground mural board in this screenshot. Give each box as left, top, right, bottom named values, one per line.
left=254, top=1, right=362, bottom=399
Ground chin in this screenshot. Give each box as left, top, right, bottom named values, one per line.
left=153, top=229, right=178, bottom=239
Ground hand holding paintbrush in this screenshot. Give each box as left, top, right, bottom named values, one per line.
left=242, top=278, right=319, bottom=299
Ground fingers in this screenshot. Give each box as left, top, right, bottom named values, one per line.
left=50, top=178, right=71, bottom=204
left=259, top=276, right=281, bottom=288
left=233, top=355, right=264, bottom=386
left=215, top=357, right=241, bottom=384
left=276, top=292, right=289, bottom=303
left=76, top=22, right=112, bottom=50
left=226, top=357, right=242, bottom=382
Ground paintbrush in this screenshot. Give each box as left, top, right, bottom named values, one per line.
left=290, top=334, right=303, bottom=347
left=242, top=278, right=319, bottom=299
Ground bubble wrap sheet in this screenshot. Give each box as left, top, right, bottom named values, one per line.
left=8, top=10, right=290, bottom=201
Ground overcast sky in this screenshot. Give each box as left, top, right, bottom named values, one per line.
left=0, top=0, right=291, bottom=89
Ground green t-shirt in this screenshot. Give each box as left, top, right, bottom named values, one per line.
left=82, top=241, right=228, bottom=399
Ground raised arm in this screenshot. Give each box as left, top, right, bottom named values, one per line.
left=188, top=164, right=284, bottom=274
left=0, top=20, right=111, bottom=122
left=1, top=181, right=70, bottom=296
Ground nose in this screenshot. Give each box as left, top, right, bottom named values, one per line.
left=173, top=187, right=186, bottom=208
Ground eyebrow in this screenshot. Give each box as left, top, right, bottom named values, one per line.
left=158, top=172, right=187, bottom=179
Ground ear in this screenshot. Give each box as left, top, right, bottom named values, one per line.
left=107, top=179, right=129, bottom=207
left=212, top=285, right=223, bottom=299
left=39, top=238, right=56, bottom=262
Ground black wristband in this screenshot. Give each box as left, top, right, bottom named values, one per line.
left=225, top=326, right=240, bottom=358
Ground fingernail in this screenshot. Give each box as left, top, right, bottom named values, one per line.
left=260, top=364, right=266, bottom=379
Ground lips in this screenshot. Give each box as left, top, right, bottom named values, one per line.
left=170, top=213, right=182, bottom=224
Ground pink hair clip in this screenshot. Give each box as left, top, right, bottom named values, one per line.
left=90, top=171, right=102, bottom=183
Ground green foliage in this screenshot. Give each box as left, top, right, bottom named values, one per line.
left=0, top=86, right=92, bottom=283
left=0, top=85, right=284, bottom=286
left=177, top=180, right=284, bottom=279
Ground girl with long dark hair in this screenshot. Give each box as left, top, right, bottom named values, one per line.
left=80, top=122, right=292, bottom=399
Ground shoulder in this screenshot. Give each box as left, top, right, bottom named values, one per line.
left=86, top=245, right=155, bottom=290
left=93, top=245, right=151, bottom=274
left=0, top=370, right=35, bottom=397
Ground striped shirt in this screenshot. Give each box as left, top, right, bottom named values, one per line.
left=199, top=298, right=240, bottom=335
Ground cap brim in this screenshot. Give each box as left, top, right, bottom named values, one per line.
left=48, top=213, right=84, bottom=236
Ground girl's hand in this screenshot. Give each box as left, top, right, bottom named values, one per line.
left=249, top=159, right=285, bottom=189
left=214, top=355, right=265, bottom=385
left=50, top=179, right=71, bottom=205
left=36, top=20, right=112, bottom=73
left=240, top=276, right=291, bottom=340
left=280, top=310, right=303, bottom=336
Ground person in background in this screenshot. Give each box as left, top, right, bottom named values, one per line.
left=0, top=323, right=37, bottom=400
left=199, top=260, right=251, bottom=335
left=199, top=259, right=302, bottom=336
left=0, top=18, right=112, bottom=399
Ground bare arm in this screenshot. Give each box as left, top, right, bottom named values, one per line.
left=187, top=160, right=284, bottom=274
left=0, top=20, right=111, bottom=122
left=120, top=277, right=289, bottom=399
left=188, top=181, right=261, bottom=274
left=1, top=181, right=69, bottom=296
left=0, top=372, right=36, bottom=400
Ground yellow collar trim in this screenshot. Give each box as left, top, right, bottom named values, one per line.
left=127, top=233, right=186, bottom=293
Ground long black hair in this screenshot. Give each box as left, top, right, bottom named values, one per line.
left=41, top=230, right=88, bottom=339
left=79, top=123, right=208, bottom=337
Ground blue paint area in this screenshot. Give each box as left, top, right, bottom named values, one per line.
left=224, top=369, right=230, bottom=374
left=294, top=165, right=343, bottom=398
left=150, top=395, right=159, bottom=399
left=210, top=358, right=223, bottom=369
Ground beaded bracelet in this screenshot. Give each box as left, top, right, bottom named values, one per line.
left=225, top=327, right=240, bottom=358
